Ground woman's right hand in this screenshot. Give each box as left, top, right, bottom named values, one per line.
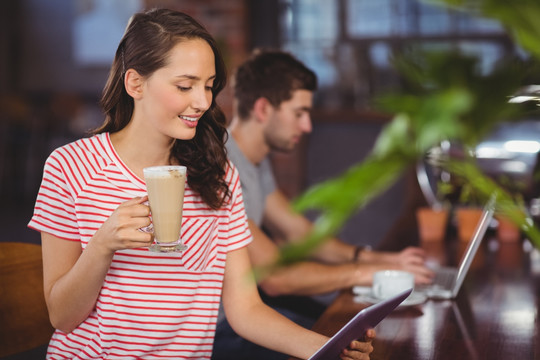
left=91, top=196, right=154, bottom=254
left=340, top=328, right=376, bottom=359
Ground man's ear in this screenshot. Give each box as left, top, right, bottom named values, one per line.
left=253, top=97, right=273, bottom=124
left=124, top=69, right=144, bottom=99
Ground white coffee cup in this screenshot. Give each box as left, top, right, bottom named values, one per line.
left=372, top=270, right=414, bottom=300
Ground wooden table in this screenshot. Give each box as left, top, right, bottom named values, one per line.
left=306, top=237, right=540, bottom=360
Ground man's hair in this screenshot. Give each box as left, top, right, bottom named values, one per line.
left=234, top=49, right=317, bottom=119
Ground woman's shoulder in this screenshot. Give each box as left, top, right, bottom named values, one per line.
left=224, top=159, right=241, bottom=185
left=45, top=133, right=112, bottom=173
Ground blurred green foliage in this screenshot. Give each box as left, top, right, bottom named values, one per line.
left=276, top=0, right=540, bottom=265
left=431, top=0, right=540, bottom=59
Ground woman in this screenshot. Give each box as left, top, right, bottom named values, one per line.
left=29, top=8, right=374, bottom=359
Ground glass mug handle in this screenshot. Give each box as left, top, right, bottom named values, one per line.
left=139, top=201, right=154, bottom=233
left=139, top=223, right=154, bottom=234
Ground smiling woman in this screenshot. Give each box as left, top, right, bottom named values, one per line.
left=26, top=8, right=374, bottom=360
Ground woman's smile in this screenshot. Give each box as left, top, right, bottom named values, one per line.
left=179, top=114, right=200, bottom=128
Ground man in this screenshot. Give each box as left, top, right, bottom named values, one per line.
left=212, top=49, right=432, bottom=360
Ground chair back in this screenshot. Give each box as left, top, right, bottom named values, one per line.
left=0, top=242, right=54, bottom=357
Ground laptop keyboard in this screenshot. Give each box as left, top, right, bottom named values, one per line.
left=432, top=267, right=457, bottom=289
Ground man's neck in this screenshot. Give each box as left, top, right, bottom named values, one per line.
left=229, top=116, right=269, bottom=165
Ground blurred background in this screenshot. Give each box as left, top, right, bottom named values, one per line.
left=2, top=0, right=539, bottom=249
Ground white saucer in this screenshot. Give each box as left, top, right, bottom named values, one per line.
left=352, top=286, right=427, bottom=307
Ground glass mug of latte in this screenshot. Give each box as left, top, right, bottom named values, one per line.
left=143, top=165, right=187, bottom=252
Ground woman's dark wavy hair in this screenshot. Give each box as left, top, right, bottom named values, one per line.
left=94, top=8, right=229, bottom=209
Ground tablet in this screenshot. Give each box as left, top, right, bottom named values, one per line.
left=308, top=288, right=413, bottom=360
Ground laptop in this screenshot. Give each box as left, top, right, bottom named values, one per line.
left=308, top=288, right=412, bottom=360
left=418, top=195, right=496, bottom=299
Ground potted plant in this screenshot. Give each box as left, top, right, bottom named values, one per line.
left=456, top=207, right=485, bottom=242
left=421, top=145, right=488, bottom=243
left=451, top=169, right=487, bottom=242
left=497, top=212, right=521, bottom=242
left=492, top=175, right=528, bottom=242
left=415, top=176, right=452, bottom=243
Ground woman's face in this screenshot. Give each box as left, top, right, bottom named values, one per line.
left=136, top=38, right=216, bottom=141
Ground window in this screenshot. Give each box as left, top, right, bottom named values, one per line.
left=279, top=0, right=515, bottom=111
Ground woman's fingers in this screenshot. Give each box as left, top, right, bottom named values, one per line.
left=340, top=329, right=376, bottom=359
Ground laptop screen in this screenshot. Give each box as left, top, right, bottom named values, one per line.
left=451, top=196, right=496, bottom=296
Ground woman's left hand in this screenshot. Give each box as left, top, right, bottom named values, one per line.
left=340, top=328, right=376, bottom=360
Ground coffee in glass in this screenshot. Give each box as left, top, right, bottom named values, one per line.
left=143, top=165, right=187, bottom=252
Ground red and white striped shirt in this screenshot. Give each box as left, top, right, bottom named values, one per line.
left=28, top=132, right=252, bottom=359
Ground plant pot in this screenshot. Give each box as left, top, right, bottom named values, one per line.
left=496, top=216, right=521, bottom=243
left=455, top=207, right=484, bottom=242
left=416, top=207, right=449, bottom=243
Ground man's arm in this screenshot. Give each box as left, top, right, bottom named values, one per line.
left=262, top=190, right=434, bottom=283
left=247, top=219, right=399, bottom=296
left=263, top=189, right=358, bottom=263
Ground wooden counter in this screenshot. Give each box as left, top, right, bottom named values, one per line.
left=297, top=238, right=540, bottom=359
